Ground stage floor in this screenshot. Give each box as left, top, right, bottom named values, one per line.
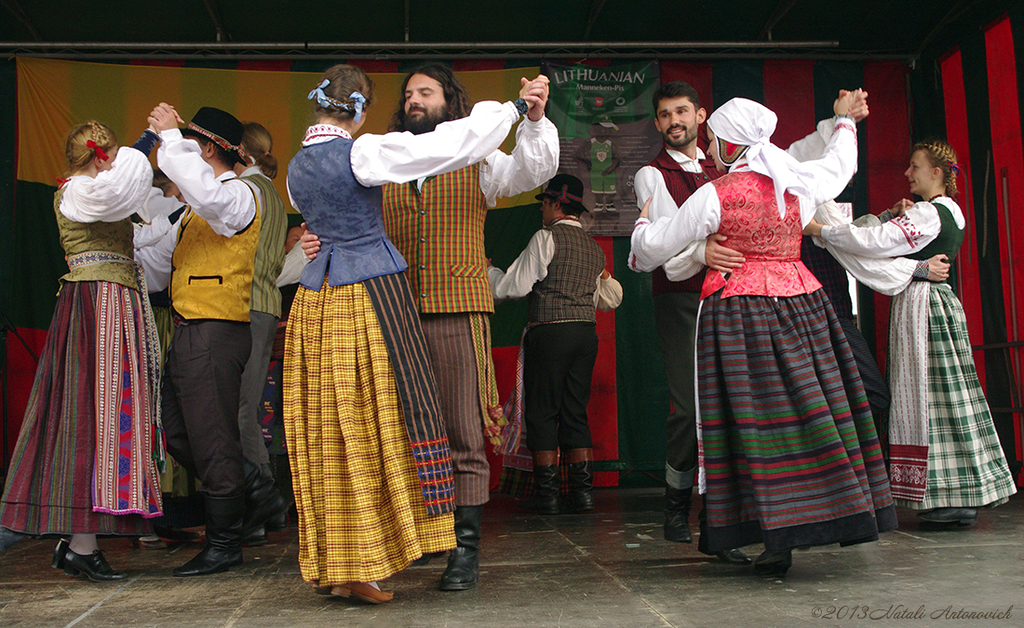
left=1, top=489, right=1021, bottom=627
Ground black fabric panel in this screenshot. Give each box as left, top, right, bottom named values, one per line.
left=12, top=181, right=65, bottom=331
left=712, top=60, right=764, bottom=106
left=0, top=59, right=15, bottom=323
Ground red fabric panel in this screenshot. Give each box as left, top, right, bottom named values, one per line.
left=985, top=16, right=1024, bottom=467
left=862, top=61, right=911, bottom=366
left=1, top=328, right=46, bottom=465
left=941, top=50, right=986, bottom=383
left=347, top=60, right=401, bottom=74
left=487, top=345, right=519, bottom=490
left=128, top=59, right=186, bottom=67
left=762, top=60, right=815, bottom=148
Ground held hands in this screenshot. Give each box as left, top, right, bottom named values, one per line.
left=300, top=223, right=321, bottom=260
left=833, top=89, right=867, bottom=120
left=928, top=254, right=950, bottom=282
left=704, top=234, right=745, bottom=272
left=890, top=198, right=914, bottom=217
left=519, top=75, right=550, bottom=121
left=147, top=103, right=185, bottom=133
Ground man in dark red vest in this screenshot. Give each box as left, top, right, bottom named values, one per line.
left=633, top=81, right=751, bottom=565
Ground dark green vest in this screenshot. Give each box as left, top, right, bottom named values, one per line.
left=53, top=188, right=138, bottom=291
left=905, top=202, right=964, bottom=291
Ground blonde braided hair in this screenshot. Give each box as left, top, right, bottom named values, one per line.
left=64, top=120, right=117, bottom=176
left=913, top=139, right=959, bottom=199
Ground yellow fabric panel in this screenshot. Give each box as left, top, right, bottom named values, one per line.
left=17, top=58, right=541, bottom=210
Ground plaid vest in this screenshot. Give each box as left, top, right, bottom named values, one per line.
left=240, top=173, right=286, bottom=318
left=382, top=164, right=492, bottom=314
left=646, top=147, right=722, bottom=296
left=527, top=221, right=605, bottom=324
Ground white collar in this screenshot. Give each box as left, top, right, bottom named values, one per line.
left=303, top=124, right=352, bottom=147
left=665, top=146, right=706, bottom=165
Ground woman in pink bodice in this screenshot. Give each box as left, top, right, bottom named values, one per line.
left=630, top=95, right=896, bottom=576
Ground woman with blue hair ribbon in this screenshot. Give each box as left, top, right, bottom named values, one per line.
left=284, top=63, right=547, bottom=603
left=629, top=92, right=897, bottom=576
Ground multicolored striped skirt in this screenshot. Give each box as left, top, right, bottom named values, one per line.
left=889, top=282, right=1016, bottom=509
left=284, top=274, right=454, bottom=585
left=698, top=289, right=896, bottom=553
left=0, top=280, right=162, bottom=536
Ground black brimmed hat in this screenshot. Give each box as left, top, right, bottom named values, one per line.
left=181, top=107, right=247, bottom=165
left=536, top=174, right=588, bottom=214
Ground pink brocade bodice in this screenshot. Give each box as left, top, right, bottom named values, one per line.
left=700, top=170, right=822, bottom=300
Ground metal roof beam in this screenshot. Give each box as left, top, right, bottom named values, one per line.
left=202, top=0, right=230, bottom=42
left=759, top=0, right=800, bottom=41
left=1, top=0, right=42, bottom=41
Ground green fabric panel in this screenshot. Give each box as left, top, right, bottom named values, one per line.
left=612, top=236, right=668, bottom=473
left=12, top=181, right=64, bottom=330
left=0, top=59, right=15, bottom=321
left=483, top=202, right=542, bottom=347
left=712, top=60, right=764, bottom=106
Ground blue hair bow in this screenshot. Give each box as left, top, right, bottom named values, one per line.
left=307, top=80, right=366, bottom=123
left=348, top=91, right=366, bottom=123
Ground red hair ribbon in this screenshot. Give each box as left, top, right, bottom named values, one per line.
left=86, top=140, right=109, bottom=162
left=947, top=160, right=961, bottom=176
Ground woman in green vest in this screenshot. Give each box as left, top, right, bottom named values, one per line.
left=810, top=140, right=1017, bottom=526
left=0, top=120, right=165, bottom=579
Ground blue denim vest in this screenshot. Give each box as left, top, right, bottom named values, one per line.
left=287, top=137, right=408, bottom=290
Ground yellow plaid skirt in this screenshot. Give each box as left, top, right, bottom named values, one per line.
left=284, top=279, right=454, bottom=585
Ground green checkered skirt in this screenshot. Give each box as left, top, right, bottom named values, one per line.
left=891, top=283, right=1016, bottom=510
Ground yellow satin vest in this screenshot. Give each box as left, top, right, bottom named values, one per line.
left=170, top=180, right=261, bottom=322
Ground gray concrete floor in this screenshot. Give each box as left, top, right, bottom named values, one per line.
left=0, top=489, right=1021, bottom=628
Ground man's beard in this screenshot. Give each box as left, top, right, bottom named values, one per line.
left=663, top=124, right=697, bottom=150
left=403, top=105, right=448, bottom=135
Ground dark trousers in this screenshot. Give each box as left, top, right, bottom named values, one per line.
left=654, top=291, right=700, bottom=488
left=523, top=322, right=599, bottom=452
left=162, top=320, right=251, bottom=498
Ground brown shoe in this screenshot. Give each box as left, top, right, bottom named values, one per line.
left=331, top=582, right=394, bottom=604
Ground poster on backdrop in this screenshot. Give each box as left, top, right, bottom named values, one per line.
left=542, top=60, right=662, bottom=237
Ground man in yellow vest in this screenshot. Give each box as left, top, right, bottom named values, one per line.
left=147, top=104, right=262, bottom=577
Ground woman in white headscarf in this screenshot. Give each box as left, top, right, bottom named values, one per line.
left=629, top=93, right=896, bottom=576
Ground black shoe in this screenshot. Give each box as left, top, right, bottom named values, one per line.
left=566, top=449, right=595, bottom=513
left=63, top=549, right=128, bottom=581
left=410, top=551, right=446, bottom=566
left=174, top=494, right=245, bottom=577
left=715, top=548, right=753, bottom=565
left=440, top=505, right=482, bottom=591
left=917, top=507, right=978, bottom=526
left=754, top=549, right=793, bottom=576
left=51, top=538, right=70, bottom=570
left=664, top=487, right=693, bottom=543
left=264, top=510, right=289, bottom=533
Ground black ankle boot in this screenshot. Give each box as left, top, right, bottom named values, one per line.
left=696, top=506, right=750, bottom=564
left=242, top=464, right=289, bottom=541
left=754, top=549, right=793, bottom=576
left=174, top=494, right=245, bottom=577
left=63, top=549, right=127, bottom=581
left=440, top=505, right=482, bottom=591
left=664, top=487, right=693, bottom=543
left=519, top=450, right=559, bottom=515
left=566, top=448, right=595, bottom=513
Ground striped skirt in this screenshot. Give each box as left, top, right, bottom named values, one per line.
left=0, top=281, right=161, bottom=536
left=889, top=283, right=1016, bottom=509
left=698, top=289, right=896, bottom=554
left=284, top=275, right=454, bottom=585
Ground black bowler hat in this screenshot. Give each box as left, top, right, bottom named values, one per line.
left=181, top=107, right=247, bottom=165
left=536, top=174, right=588, bottom=214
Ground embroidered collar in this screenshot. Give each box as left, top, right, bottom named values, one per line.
left=548, top=215, right=583, bottom=229
left=303, top=124, right=352, bottom=146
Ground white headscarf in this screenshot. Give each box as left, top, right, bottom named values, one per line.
left=708, top=97, right=819, bottom=219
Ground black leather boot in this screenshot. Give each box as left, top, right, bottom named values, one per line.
left=174, top=494, right=245, bottom=577
left=519, top=451, right=559, bottom=514
left=439, top=505, right=483, bottom=591
left=566, top=448, right=595, bottom=513
left=62, top=548, right=127, bottom=581
left=242, top=463, right=289, bottom=541
left=664, top=486, right=693, bottom=543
